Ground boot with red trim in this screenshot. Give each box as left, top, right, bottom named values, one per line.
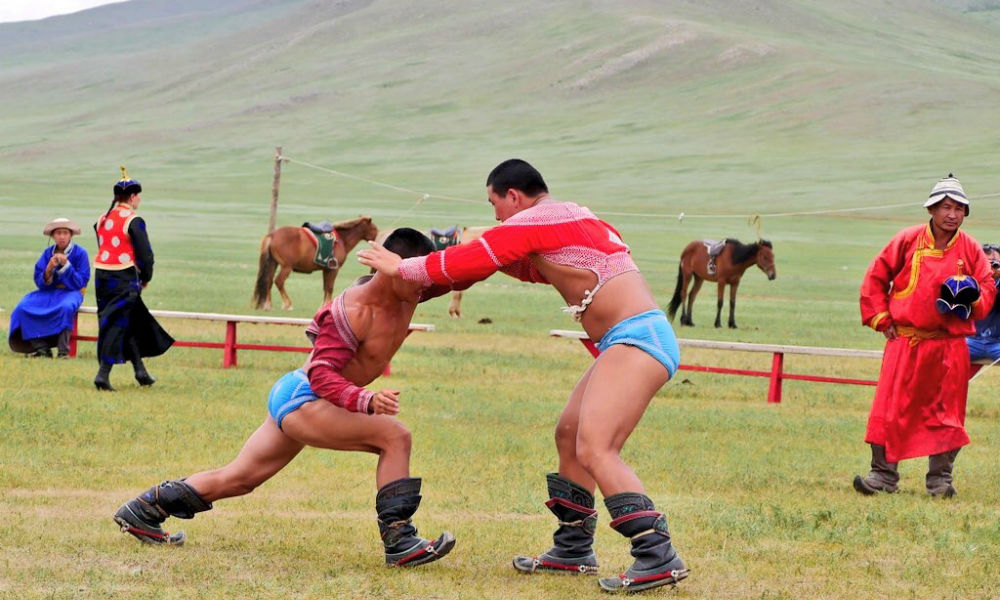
left=598, top=492, right=689, bottom=593
left=376, top=477, right=456, bottom=567
left=512, top=473, right=599, bottom=575
left=113, top=479, right=212, bottom=545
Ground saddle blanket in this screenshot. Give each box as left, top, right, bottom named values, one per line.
left=302, top=228, right=340, bottom=269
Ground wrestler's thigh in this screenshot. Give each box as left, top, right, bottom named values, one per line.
left=281, top=400, right=407, bottom=453
left=577, top=344, right=670, bottom=451
left=190, top=418, right=305, bottom=495
left=559, top=360, right=598, bottom=432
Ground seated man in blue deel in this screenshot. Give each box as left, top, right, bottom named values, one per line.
left=967, top=243, right=1000, bottom=363
left=9, top=218, right=90, bottom=358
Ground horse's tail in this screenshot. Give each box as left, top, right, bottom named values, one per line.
left=667, top=263, right=684, bottom=321
left=252, top=234, right=277, bottom=309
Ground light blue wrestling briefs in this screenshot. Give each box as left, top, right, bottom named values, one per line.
left=596, top=309, right=680, bottom=377
left=267, top=369, right=320, bottom=429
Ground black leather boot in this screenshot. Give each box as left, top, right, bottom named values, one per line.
left=512, top=473, right=599, bottom=575
left=597, top=493, right=689, bottom=593
left=130, top=340, right=156, bottom=386
left=376, top=477, right=455, bottom=567
left=113, top=480, right=212, bottom=545
left=94, top=362, right=114, bottom=391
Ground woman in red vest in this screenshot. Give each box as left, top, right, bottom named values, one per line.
left=93, top=167, right=173, bottom=391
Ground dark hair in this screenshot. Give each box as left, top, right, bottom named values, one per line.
left=486, top=159, right=548, bottom=197
left=383, top=227, right=434, bottom=259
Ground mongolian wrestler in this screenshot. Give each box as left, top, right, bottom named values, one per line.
left=855, top=174, right=995, bottom=498
left=359, top=159, right=688, bottom=593
left=113, top=228, right=457, bottom=567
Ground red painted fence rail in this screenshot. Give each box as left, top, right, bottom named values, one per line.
left=550, top=330, right=994, bottom=403
left=71, top=306, right=433, bottom=372
left=550, top=329, right=884, bottom=404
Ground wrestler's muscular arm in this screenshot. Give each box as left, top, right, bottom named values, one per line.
left=306, top=299, right=399, bottom=416
left=339, top=293, right=411, bottom=416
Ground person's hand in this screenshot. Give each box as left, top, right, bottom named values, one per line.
left=370, top=389, right=400, bottom=415
left=141, top=281, right=149, bottom=289
left=357, top=242, right=402, bottom=277
left=55, top=254, right=68, bottom=266
left=47, top=256, right=61, bottom=270
left=883, top=324, right=898, bottom=340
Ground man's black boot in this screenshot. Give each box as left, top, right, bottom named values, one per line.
left=598, top=492, right=689, bottom=593
left=113, top=480, right=212, bottom=545
left=376, top=477, right=455, bottom=567
left=512, top=473, right=599, bottom=575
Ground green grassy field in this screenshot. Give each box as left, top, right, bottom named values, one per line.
left=3, top=0, right=1000, bottom=598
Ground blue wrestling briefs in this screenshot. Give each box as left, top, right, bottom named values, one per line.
left=267, top=369, right=320, bottom=429
left=596, top=309, right=680, bottom=377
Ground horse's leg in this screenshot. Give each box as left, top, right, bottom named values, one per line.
left=728, top=280, right=740, bottom=329
left=715, top=281, right=726, bottom=328
left=677, top=270, right=691, bottom=325
left=322, top=268, right=336, bottom=306
left=685, top=277, right=703, bottom=326
left=448, top=290, right=464, bottom=318
left=275, top=265, right=294, bottom=311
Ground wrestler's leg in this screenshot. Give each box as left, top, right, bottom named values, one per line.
left=512, top=362, right=602, bottom=575
left=555, top=362, right=597, bottom=490
left=113, top=418, right=303, bottom=545
left=185, top=417, right=305, bottom=501
left=575, top=344, right=668, bottom=495
left=281, top=401, right=454, bottom=567
left=280, top=400, right=411, bottom=487
left=575, top=345, right=688, bottom=593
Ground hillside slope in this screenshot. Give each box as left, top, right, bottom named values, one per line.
left=1, top=0, right=999, bottom=219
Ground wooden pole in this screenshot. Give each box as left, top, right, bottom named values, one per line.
left=268, top=146, right=283, bottom=233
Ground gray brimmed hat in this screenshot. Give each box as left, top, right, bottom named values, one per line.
left=43, top=217, right=81, bottom=236
left=924, top=173, right=968, bottom=214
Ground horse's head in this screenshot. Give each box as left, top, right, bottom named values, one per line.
left=358, top=216, right=379, bottom=241
left=757, top=240, right=776, bottom=280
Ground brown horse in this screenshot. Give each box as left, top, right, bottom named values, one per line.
left=667, top=239, right=776, bottom=329
left=375, top=225, right=491, bottom=317
left=252, top=216, right=379, bottom=311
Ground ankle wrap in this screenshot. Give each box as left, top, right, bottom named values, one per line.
left=139, top=480, right=212, bottom=520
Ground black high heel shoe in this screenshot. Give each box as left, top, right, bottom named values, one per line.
left=134, top=369, right=156, bottom=387
left=94, top=375, right=115, bottom=391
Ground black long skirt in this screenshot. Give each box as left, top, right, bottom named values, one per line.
left=95, top=269, right=174, bottom=364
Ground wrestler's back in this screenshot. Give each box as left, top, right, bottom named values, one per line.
left=338, top=293, right=418, bottom=386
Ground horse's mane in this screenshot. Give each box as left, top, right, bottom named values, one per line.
left=333, top=216, right=371, bottom=230
left=727, top=238, right=771, bottom=263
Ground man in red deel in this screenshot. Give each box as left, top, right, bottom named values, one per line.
left=855, top=174, right=995, bottom=498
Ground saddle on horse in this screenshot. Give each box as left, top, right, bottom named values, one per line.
left=302, top=221, right=334, bottom=234
left=301, top=223, right=340, bottom=269
left=429, top=226, right=462, bottom=251
left=702, top=239, right=728, bottom=276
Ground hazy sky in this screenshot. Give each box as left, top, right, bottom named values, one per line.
left=0, top=1, right=125, bottom=24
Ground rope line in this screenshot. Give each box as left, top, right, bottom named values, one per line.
left=281, top=155, right=482, bottom=205
left=280, top=154, right=1000, bottom=221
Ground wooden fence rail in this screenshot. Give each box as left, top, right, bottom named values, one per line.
left=70, top=307, right=433, bottom=373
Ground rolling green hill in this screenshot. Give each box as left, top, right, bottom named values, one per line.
left=6, top=5, right=1000, bottom=599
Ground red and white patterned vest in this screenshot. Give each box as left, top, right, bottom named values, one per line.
left=95, top=203, right=139, bottom=270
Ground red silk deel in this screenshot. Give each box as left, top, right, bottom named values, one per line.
left=859, top=223, right=996, bottom=462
